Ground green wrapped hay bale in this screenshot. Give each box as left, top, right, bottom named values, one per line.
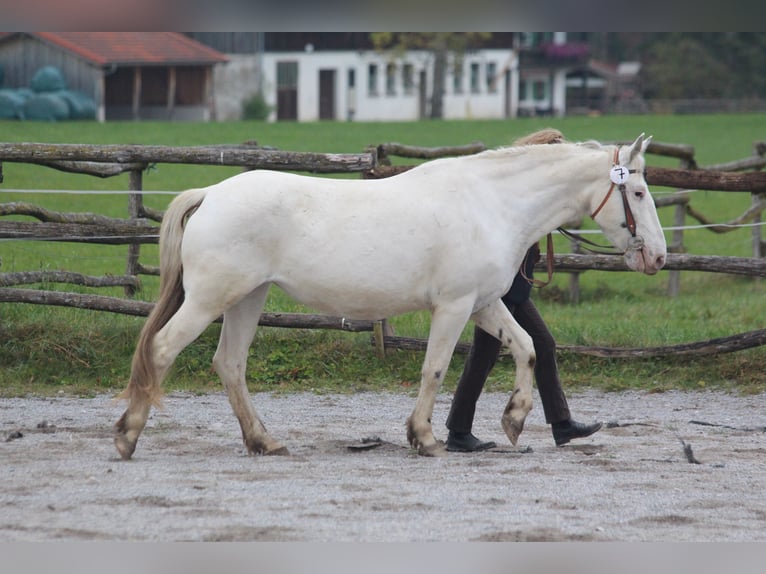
left=30, top=65, right=67, bottom=93
left=56, top=90, right=96, bottom=119
left=0, top=89, right=28, bottom=119
left=23, top=92, right=71, bottom=121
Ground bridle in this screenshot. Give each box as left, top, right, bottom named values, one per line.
left=559, top=146, right=645, bottom=254
left=526, top=146, right=645, bottom=287
left=591, top=146, right=638, bottom=237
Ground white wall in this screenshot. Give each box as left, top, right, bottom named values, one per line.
left=213, top=54, right=261, bottom=121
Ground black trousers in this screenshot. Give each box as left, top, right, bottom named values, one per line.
left=446, top=297, right=570, bottom=434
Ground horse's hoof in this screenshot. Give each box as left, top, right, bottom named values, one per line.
left=114, top=433, right=136, bottom=460
left=264, top=445, right=290, bottom=456
left=417, top=441, right=447, bottom=457
left=501, top=415, right=525, bottom=446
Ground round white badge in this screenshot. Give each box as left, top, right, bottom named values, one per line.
left=610, top=165, right=630, bottom=185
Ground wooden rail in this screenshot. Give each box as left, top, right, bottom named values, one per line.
left=2, top=138, right=765, bottom=359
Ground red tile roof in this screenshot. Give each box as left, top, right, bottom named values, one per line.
left=8, top=32, right=228, bottom=66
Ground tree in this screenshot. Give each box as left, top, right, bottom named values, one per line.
left=370, top=33, right=491, bottom=119
left=601, top=33, right=766, bottom=100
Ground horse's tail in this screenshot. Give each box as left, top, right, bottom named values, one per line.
left=120, top=187, right=208, bottom=406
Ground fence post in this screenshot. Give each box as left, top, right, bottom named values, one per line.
left=667, top=202, right=685, bottom=297
left=753, top=193, right=763, bottom=258
left=667, top=156, right=693, bottom=297
left=568, top=237, right=581, bottom=304
left=752, top=142, right=765, bottom=285
left=372, top=319, right=393, bottom=358
left=125, top=169, right=143, bottom=297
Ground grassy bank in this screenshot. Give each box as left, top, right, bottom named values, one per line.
left=1, top=115, right=765, bottom=397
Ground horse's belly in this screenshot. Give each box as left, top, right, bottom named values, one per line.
left=275, top=275, right=429, bottom=320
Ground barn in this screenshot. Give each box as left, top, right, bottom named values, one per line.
left=0, top=32, right=228, bottom=121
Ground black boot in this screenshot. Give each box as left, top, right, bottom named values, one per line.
left=551, top=419, right=603, bottom=446
left=446, top=431, right=496, bottom=452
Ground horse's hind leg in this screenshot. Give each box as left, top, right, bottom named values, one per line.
left=212, top=284, right=288, bottom=456
left=115, top=300, right=221, bottom=459
left=471, top=299, right=535, bottom=445
left=407, top=297, right=474, bottom=457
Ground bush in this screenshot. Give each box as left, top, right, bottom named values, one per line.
left=241, top=92, right=272, bottom=120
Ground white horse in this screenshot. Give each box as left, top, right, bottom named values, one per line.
left=115, top=134, right=666, bottom=459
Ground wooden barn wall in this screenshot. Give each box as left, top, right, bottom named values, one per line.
left=0, top=36, right=102, bottom=98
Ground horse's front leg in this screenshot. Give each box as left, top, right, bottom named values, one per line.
left=471, top=299, right=535, bottom=445
left=407, top=297, right=474, bottom=457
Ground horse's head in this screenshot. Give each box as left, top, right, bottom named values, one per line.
left=590, top=133, right=667, bottom=275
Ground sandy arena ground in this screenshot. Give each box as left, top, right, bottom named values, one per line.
left=1, top=389, right=765, bottom=541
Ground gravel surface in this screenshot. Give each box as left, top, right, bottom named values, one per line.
left=1, top=389, right=765, bottom=541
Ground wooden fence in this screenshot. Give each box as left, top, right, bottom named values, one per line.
left=1, top=139, right=765, bottom=358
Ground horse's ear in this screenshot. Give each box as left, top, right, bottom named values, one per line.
left=641, top=134, right=653, bottom=153
left=628, top=133, right=647, bottom=161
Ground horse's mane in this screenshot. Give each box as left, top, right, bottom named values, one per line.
left=475, top=139, right=606, bottom=161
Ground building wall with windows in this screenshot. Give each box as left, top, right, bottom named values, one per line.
left=255, top=48, right=517, bottom=122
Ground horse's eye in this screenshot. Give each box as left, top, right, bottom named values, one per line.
left=634, top=190, right=645, bottom=199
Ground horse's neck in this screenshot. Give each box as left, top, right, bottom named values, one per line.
left=489, top=148, right=607, bottom=239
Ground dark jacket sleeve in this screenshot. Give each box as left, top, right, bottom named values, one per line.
left=504, top=243, right=541, bottom=305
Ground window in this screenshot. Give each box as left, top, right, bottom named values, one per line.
left=402, top=63, right=414, bottom=95
left=452, top=61, right=463, bottom=94
left=368, top=64, right=378, bottom=96
left=386, top=63, right=396, bottom=96
left=470, top=62, right=480, bottom=94
left=533, top=80, right=547, bottom=101
left=486, top=62, right=497, bottom=94
left=519, top=79, right=528, bottom=102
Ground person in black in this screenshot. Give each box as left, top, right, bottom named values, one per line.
left=445, top=129, right=602, bottom=452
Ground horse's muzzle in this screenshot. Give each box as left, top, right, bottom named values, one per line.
left=624, top=237, right=666, bottom=275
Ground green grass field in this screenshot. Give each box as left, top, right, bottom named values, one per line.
left=1, top=114, right=765, bottom=397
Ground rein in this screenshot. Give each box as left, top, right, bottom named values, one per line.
left=520, top=233, right=555, bottom=288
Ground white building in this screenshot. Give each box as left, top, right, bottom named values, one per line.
left=192, top=33, right=592, bottom=123
left=220, top=46, right=517, bottom=122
